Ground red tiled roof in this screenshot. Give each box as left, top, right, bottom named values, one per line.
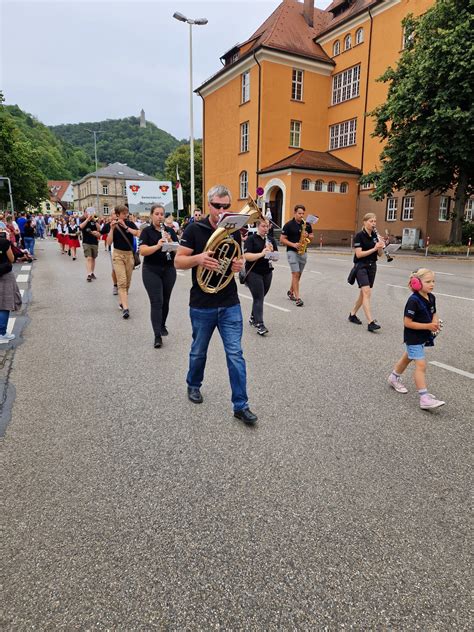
left=318, top=0, right=380, bottom=38
left=259, top=149, right=360, bottom=174
left=48, top=180, right=71, bottom=202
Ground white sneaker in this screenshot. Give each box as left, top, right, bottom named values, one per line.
left=420, top=393, right=445, bottom=409
left=0, top=333, right=15, bottom=342
left=388, top=374, right=408, bottom=393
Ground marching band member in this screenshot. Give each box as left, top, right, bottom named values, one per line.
left=175, top=184, right=257, bottom=425
left=243, top=218, right=278, bottom=336
left=139, top=204, right=178, bottom=348
left=348, top=213, right=385, bottom=332
left=388, top=268, right=445, bottom=409
left=67, top=217, right=81, bottom=260
left=280, top=204, right=313, bottom=307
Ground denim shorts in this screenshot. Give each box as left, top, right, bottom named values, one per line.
left=406, top=344, right=426, bottom=360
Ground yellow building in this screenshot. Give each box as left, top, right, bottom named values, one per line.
left=197, top=0, right=463, bottom=245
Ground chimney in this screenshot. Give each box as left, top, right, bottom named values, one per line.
left=303, top=0, right=314, bottom=28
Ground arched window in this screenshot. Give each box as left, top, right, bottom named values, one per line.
left=344, top=34, right=352, bottom=51
left=328, top=181, right=336, bottom=193
left=301, top=178, right=311, bottom=191
left=315, top=180, right=324, bottom=192
left=239, top=171, right=248, bottom=199
left=340, top=182, right=348, bottom=194
left=355, top=28, right=364, bottom=45
left=333, top=40, right=340, bottom=56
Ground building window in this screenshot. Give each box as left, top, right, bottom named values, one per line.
left=465, top=199, right=474, bottom=221
left=332, top=64, right=360, bottom=105
left=290, top=120, right=301, bottom=147
left=301, top=178, right=311, bottom=191
left=231, top=52, right=239, bottom=63
left=355, top=28, right=364, bottom=45
left=327, top=181, right=336, bottom=193
left=402, top=196, right=414, bottom=220
left=439, top=196, right=450, bottom=221
left=344, top=34, right=352, bottom=50
left=102, top=184, right=109, bottom=195
left=340, top=182, right=348, bottom=194
left=386, top=198, right=398, bottom=221
left=329, top=118, right=357, bottom=150
left=122, top=185, right=127, bottom=196
left=103, top=204, right=109, bottom=215
left=291, top=69, right=304, bottom=101
left=360, top=181, right=372, bottom=190
left=315, top=180, right=323, bottom=192
left=240, top=121, right=249, bottom=152
left=241, top=71, right=250, bottom=103
left=333, top=40, right=340, bottom=56
left=239, top=171, right=248, bottom=199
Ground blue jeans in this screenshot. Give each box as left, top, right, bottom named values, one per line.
left=0, top=310, right=10, bottom=336
left=187, top=304, right=248, bottom=412
left=24, top=237, right=35, bottom=255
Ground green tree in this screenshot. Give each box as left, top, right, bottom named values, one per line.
left=362, top=1, right=474, bottom=244
left=164, top=141, right=202, bottom=214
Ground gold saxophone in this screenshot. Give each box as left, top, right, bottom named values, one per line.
left=197, top=196, right=264, bottom=294
left=297, top=220, right=311, bottom=255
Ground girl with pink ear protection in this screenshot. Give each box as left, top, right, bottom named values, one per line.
left=387, top=268, right=445, bottom=410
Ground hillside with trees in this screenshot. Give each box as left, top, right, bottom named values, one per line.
left=50, top=117, right=183, bottom=179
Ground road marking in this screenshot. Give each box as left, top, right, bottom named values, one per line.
left=387, top=284, right=474, bottom=301
left=238, top=293, right=291, bottom=312
left=20, top=290, right=25, bottom=297
left=7, top=318, right=15, bottom=334
left=21, top=265, right=32, bottom=271
left=430, top=361, right=474, bottom=380
left=16, top=274, right=29, bottom=283
left=273, top=263, right=290, bottom=270
left=309, top=270, right=322, bottom=275
left=176, top=271, right=185, bottom=277
left=432, top=271, right=454, bottom=276
left=328, top=258, right=346, bottom=263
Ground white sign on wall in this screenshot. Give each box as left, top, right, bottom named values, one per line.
left=126, top=180, right=174, bottom=216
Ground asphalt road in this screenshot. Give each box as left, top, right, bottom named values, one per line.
left=2, top=239, right=473, bottom=630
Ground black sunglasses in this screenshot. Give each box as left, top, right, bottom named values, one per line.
left=210, top=202, right=231, bottom=210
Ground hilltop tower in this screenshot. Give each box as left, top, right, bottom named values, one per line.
left=139, top=109, right=146, bottom=128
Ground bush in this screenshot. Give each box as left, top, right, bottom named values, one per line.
left=462, top=221, right=474, bottom=243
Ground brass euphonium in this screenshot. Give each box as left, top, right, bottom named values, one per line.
left=197, top=196, right=264, bottom=294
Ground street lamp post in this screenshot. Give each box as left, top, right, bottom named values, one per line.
left=0, top=177, right=15, bottom=218
left=85, top=129, right=102, bottom=214
left=173, top=12, right=208, bottom=215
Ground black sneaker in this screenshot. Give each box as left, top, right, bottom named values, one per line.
left=154, top=336, right=162, bottom=348
left=87, top=275, right=92, bottom=282
left=160, top=326, right=169, bottom=336
left=295, top=298, right=304, bottom=307
left=90, top=273, right=97, bottom=280
left=368, top=320, right=381, bottom=332
left=122, top=309, right=130, bottom=319
left=256, top=323, right=269, bottom=336
left=287, top=291, right=296, bottom=301
left=348, top=313, right=362, bottom=325
left=249, top=315, right=256, bottom=327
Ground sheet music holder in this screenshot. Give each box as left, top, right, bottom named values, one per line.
left=384, top=243, right=401, bottom=254
left=161, top=242, right=179, bottom=252
left=216, top=213, right=250, bottom=231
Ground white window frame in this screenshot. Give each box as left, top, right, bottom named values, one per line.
left=344, top=34, right=352, bottom=50
left=439, top=196, right=450, bottom=221
left=355, top=28, right=364, bottom=45
left=360, top=181, right=372, bottom=190
left=239, top=171, right=248, bottom=199
left=329, top=118, right=357, bottom=150
left=103, top=204, right=109, bottom=215
left=291, top=69, right=304, bottom=101
left=465, top=199, right=474, bottom=221
left=386, top=198, right=398, bottom=221
left=332, top=64, right=360, bottom=105
left=402, top=196, right=414, bottom=221
left=102, top=184, right=108, bottom=195
left=289, top=120, right=301, bottom=148
left=315, top=180, right=323, bottom=192
left=327, top=181, right=336, bottom=193
left=301, top=178, right=311, bottom=191
left=340, top=182, right=348, bottom=194
left=240, top=121, right=249, bottom=152
left=333, top=40, right=340, bottom=56
left=241, top=71, right=250, bottom=103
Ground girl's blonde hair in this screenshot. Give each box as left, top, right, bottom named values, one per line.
left=408, top=268, right=433, bottom=288
left=362, top=212, right=376, bottom=224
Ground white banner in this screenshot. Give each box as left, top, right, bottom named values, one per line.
left=126, top=180, right=174, bottom=216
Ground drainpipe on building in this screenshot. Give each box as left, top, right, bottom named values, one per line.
left=253, top=51, right=262, bottom=196
left=196, top=88, right=205, bottom=208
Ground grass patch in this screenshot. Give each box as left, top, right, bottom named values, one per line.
left=426, top=245, right=470, bottom=255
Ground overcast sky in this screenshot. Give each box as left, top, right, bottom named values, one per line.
left=1, top=0, right=328, bottom=139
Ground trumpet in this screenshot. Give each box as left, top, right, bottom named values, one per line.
left=374, top=227, right=393, bottom=262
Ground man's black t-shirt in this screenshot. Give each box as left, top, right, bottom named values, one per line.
left=281, top=218, right=313, bottom=252
left=353, top=229, right=378, bottom=264
left=107, top=219, right=137, bottom=250
left=80, top=217, right=99, bottom=245
left=180, top=217, right=241, bottom=308
left=140, top=224, right=178, bottom=267
left=404, top=292, right=436, bottom=345
left=244, top=234, right=278, bottom=275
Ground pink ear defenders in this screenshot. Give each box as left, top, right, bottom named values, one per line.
left=409, top=276, right=423, bottom=291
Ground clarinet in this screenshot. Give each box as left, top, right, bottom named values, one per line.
left=373, top=227, right=393, bottom=262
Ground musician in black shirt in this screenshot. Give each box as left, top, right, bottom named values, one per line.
left=280, top=204, right=313, bottom=307
left=348, top=213, right=385, bottom=332
left=243, top=219, right=278, bottom=336
left=139, top=204, right=178, bottom=348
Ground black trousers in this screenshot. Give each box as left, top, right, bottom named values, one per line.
left=246, top=270, right=272, bottom=325
left=142, top=264, right=177, bottom=337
